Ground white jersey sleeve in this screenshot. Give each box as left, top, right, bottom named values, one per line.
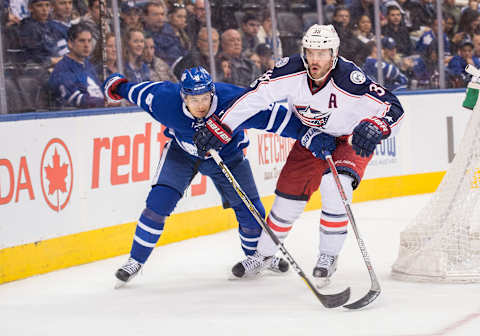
left=220, top=57, right=306, bottom=131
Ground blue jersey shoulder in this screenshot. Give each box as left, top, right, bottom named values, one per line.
left=214, top=82, right=246, bottom=110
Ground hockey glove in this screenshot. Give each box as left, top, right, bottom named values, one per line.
left=351, top=117, right=391, bottom=158
left=103, top=73, right=128, bottom=104
left=300, top=127, right=336, bottom=160
left=193, top=115, right=233, bottom=157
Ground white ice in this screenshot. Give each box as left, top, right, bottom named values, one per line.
left=1, top=194, right=479, bottom=336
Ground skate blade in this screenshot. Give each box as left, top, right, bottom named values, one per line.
left=114, top=280, right=127, bottom=289
left=227, top=271, right=263, bottom=281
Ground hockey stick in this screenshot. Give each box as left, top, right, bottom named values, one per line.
left=210, top=150, right=350, bottom=309
left=324, top=152, right=381, bottom=309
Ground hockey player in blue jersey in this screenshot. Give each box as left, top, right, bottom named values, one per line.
left=194, top=24, right=404, bottom=287
left=103, top=66, right=303, bottom=286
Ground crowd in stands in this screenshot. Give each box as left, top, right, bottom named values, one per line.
left=1, top=0, right=478, bottom=113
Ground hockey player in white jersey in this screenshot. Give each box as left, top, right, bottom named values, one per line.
left=194, top=24, right=405, bottom=286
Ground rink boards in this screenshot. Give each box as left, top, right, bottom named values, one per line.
left=0, top=91, right=469, bottom=283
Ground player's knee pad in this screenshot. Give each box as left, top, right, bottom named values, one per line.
left=320, top=173, right=353, bottom=214
left=145, top=184, right=182, bottom=216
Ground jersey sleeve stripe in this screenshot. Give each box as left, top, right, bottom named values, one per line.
left=275, top=107, right=292, bottom=135
left=137, top=82, right=158, bottom=106
left=128, top=82, right=146, bottom=103
left=265, top=103, right=280, bottom=131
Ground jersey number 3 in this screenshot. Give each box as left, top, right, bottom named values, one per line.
left=369, top=83, right=385, bottom=96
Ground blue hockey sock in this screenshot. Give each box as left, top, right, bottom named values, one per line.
left=130, top=208, right=166, bottom=264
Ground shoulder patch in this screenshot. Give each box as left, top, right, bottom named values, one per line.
left=350, top=70, right=366, bottom=84
left=275, top=57, right=289, bottom=68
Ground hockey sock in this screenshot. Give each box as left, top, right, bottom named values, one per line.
left=257, top=196, right=307, bottom=256
left=318, top=173, right=352, bottom=256
left=234, top=198, right=264, bottom=256
left=130, top=208, right=166, bottom=264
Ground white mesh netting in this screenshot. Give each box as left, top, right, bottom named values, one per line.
left=391, top=105, right=480, bottom=283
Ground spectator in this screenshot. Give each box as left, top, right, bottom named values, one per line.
left=220, top=29, right=261, bottom=88
left=48, top=23, right=104, bottom=109
left=143, top=1, right=185, bottom=66
left=18, top=0, right=65, bottom=66
left=120, top=2, right=142, bottom=32
left=409, top=40, right=441, bottom=89
left=123, top=28, right=150, bottom=82
left=473, top=33, right=480, bottom=57
left=168, top=2, right=191, bottom=52
left=90, top=32, right=117, bottom=78
left=144, top=35, right=177, bottom=82
left=354, top=14, right=375, bottom=44
left=257, top=9, right=282, bottom=57
left=172, top=26, right=220, bottom=80
left=332, top=6, right=367, bottom=65
left=462, top=0, right=480, bottom=14
left=218, top=52, right=232, bottom=80
left=362, top=40, right=408, bottom=92
left=349, top=0, right=375, bottom=24
left=255, top=43, right=274, bottom=73
left=444, top=13, right=458, bottom=43
left=382, top=5, right=413, bottom=56
left=239, top=12, right=260, bottom=56
left=416, top=17, right=451, bottom=55
left=80, top=0, right=111, bottom=50
left=49, top=0, right=78, bottom=57
left=443, top=0, right=461, bottom=31
left=447, top=39, right=480, bottom=87
left=185, top=0, right=206, bottom=42
left=453, top=8, right=480, bottom=51
left=403, top=0, right=436, bottom=33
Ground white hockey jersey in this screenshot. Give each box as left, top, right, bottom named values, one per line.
left=220, top=55, right=404, bottom=137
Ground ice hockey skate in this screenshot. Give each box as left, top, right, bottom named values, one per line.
left=313, top=253, right=338, bottom=288
left=114, top=257, right=143, bottom=289
left=231, top=251, right=289, bottom=278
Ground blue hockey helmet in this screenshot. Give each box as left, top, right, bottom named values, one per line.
left=180, top=66, right=215, bottom=98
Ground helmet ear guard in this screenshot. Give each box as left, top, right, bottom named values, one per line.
left=300, top=24, right=340, bottom=81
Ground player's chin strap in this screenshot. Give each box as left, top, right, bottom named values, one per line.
left=323, top=150, right=381, bottom=309
left=209, top=149, right=350, bottom=309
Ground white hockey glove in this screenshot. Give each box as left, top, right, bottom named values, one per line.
left=103, top=73, right=128, bottom=104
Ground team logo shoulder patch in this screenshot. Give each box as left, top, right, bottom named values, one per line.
left=275, top=57, right=289, bottom=68
left=350, top=70, right=366, bottom=84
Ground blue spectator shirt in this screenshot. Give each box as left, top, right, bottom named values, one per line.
left=48, top=55, right=105, bottom=108
left=363, top=57, right=408, bottom=92
left=145, top=22, right=187, bottom=66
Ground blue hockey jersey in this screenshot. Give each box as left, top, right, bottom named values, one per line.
left=115, top=80, right=306, bottom=160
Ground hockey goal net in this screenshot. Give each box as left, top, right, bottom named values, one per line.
left=391, top=104, right=480, bottom=283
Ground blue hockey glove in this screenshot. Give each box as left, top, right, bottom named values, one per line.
left=103, top=73, right=128, bottom=104
left=300, top=127, right=336, bottom=160
left=351, top=117, right=391, bottom=158
left=193, top=115, right=232, bottom=157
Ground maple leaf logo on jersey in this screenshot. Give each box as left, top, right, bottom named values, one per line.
left=45, top=149, right=68, bottom=194
left=293, top=105, right=332, bottom=128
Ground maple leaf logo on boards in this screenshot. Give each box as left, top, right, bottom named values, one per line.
left=45, top=149, right=68, bottom=194
left=40, top=138, right=74, bottom=212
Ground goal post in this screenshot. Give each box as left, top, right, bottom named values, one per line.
left=391, top=76, right=480, bottom=283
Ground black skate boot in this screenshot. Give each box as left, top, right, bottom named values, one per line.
left=115, top=257, right=142, bottom=288
left=312, top=253, right=338, bottom=288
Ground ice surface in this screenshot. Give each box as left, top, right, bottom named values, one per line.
left=1, top=195, right=479, bottom=336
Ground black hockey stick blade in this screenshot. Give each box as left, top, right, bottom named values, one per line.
left=343, top=289, right=381, bottom=309
left=316, top=286, right=351, bottom=309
